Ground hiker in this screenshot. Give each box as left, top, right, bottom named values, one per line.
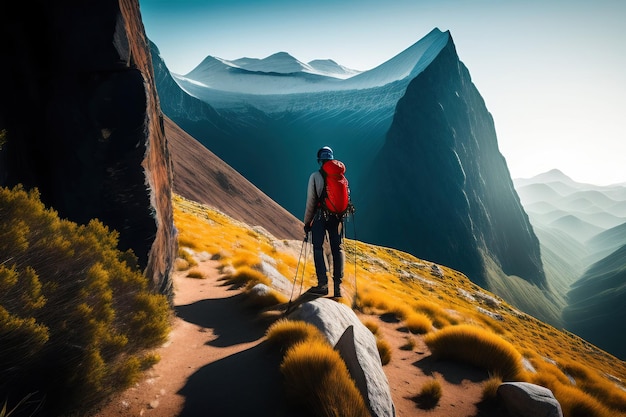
left=303, top=146, right=351, bottom=298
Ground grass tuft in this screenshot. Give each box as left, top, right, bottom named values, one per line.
left=280, top=340, right=370, bottom=417
left=185, top=268, right=205, bottom=279
left=481, top=375, right=502, bottom=401
left=403, top=312, right=432, bottom=334
left=553, top=383, right=613, bottom=417
left=361, top=319, right=380, bottom=336
left=376, top=338, right=392, bottom=365
left=265, top=319, right=326, bottom=351
left=414, top=378, right=442, bottom=409
left=424, top=324, right=524, bottom=381
left=222, top=265, right=270, bottom=289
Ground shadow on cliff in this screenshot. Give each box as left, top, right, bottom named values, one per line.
left=174, top=293, right=295, bottom=417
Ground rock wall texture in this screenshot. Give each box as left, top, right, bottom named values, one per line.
left=0, top=0, right=175, bottom=297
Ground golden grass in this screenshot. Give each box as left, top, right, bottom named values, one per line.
left=221, top=265, right=271, bottom=289
left=377, top=338, right=392, bottom=365
left=172, top=194, right=626, bottom=417
left=403, top=312, right=432, bottom=334
left=415, top=378, right=442, bottom=409
left=243, top=285, right=289, bottom=308
left=177, top=249, right=197, bottom=268
left=481, top=375, right=502, bottom=401
left=559, top=359, right=626, bottom=412
left=185, top=268, right=205, bottom=279
left=174, top=257, right=191, bottom=271
left=424, top=324, right=524, bottom=381
left=553, top=383, right=613, bottom=417
left=361, top=319, right=380, bottom=336
left=411, top=300, right=457, bottom=328
left=280, top=339, right=371, bottom=417
left=266, top=319, right=326, bottom=351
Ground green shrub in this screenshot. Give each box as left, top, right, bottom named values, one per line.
left=0, top=185, right=170, bottom=415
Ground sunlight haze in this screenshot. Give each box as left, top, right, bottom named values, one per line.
left=139, top=0, right=626, bottom=186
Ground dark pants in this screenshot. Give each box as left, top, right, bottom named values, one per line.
left=311, top=210, right=344, bottom=290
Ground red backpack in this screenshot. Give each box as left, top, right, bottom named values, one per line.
left=319, top=160, right=352, bottom=216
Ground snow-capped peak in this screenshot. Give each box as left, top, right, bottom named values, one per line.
left=307, top=59, right=362, bottom=79
left=176, top=28, right=449, bottom=95
left=232, top=52, right=311, bottom=74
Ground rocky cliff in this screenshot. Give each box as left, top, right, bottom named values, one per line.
left=0, top=0, right=175, bottom=296
left=360, top=37, right=545, bottom=288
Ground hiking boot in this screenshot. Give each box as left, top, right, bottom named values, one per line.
left=333, top=281, right=342, bottom=297
left=308, top=285, right=328, bottom=296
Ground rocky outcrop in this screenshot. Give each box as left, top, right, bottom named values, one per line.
left=290, top=298, right=396, bottom=417
left=0, top=0, right=175, bottom=296
left=497, top=382, right=563, bottom=417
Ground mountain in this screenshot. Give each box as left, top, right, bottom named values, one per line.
left=562, top=244, right=626, bottom=360
left=514, top=170, right=626, bottom=358
left=514, top=170, right=626, bottom=262
left=358, top=32, right=544, bottom=292
left=587, top=222, right=626, bottom=262
left=151, top=28, right=552, bottom=323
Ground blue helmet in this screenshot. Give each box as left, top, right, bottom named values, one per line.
left=317, top=146, right=334, bottom=161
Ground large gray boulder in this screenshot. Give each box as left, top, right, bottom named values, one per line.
left=289, top=298, right=396, bottom=417
left=497, top=382, right=563, bottom=417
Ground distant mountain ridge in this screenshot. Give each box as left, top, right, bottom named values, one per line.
left=514, top=169, right=626, bottom=248
left=514, top=169, right=626, bottom=359
left=174, top=28, right=448, bottom=103
left=151, top=28, right=552, bottom=324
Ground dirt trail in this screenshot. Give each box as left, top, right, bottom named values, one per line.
left=93, top=256, right=492, bottom=417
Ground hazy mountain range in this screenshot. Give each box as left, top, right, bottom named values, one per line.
left=514, top=169, right=626, bottom=358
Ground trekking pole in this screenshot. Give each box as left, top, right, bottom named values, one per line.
left=287, top=234, right=308, bottom=308
left=298, top=232, right=311, bottom=297
left=350, top=210, right=358, bottom=309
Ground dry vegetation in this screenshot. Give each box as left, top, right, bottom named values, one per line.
left=0, top=186, right=171, bottom=416
left=172, top=194, right=626, bottom=417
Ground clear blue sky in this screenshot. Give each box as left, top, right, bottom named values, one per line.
left=139, top=0, right=626, bottom=186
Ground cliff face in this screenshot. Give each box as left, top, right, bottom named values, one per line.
left=0, top=0, right=175, bottom=296
left=359, top=37, right=545, bottom=287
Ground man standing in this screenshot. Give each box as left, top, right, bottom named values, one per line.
left=303, top=146, right=350, bottom=298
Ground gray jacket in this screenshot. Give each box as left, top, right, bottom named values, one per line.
left=303, top=170, right=325, bottom=226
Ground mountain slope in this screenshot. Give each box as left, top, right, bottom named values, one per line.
left=563, top=244, right=626, bottom=360
left=514, top=170, right=626, bottom=358
left=165, top=115, right=301, bottom=240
